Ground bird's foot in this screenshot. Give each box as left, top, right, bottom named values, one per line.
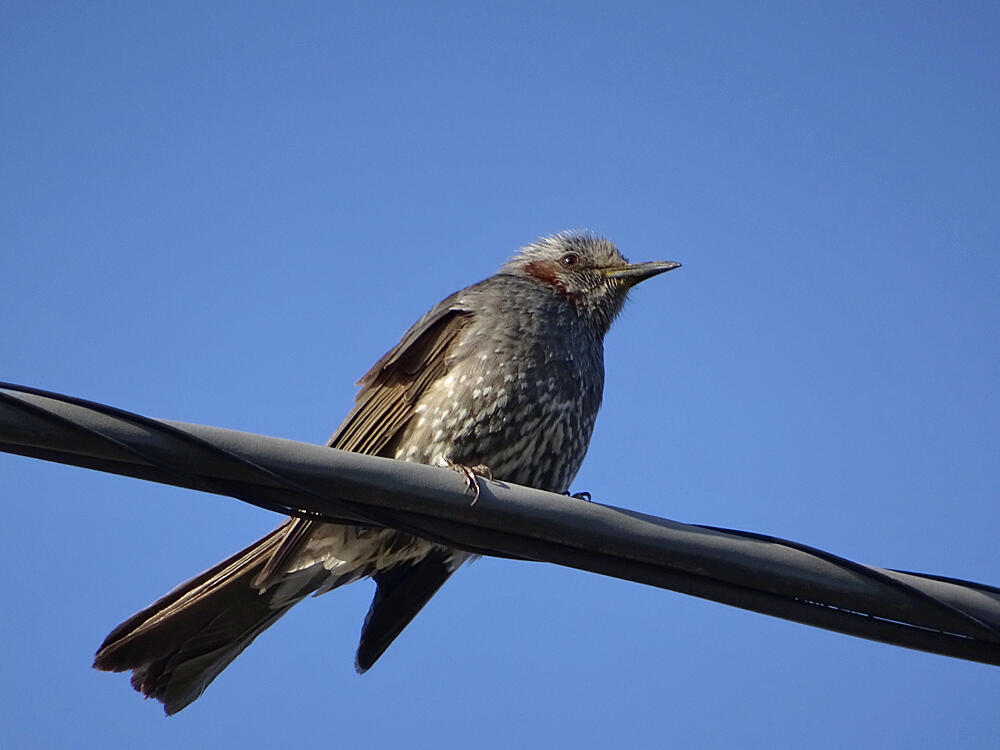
left=447, top=462, right=493, bottom=505
left=562, top=490, right=592, bottom=502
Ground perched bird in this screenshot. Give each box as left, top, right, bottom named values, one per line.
left=93, top=231, right=680, bottom=714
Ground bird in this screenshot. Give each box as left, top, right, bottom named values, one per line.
left=93, top=231, right=680, bottom=714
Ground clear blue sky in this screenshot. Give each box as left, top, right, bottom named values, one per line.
left=2, top=2, right=998, bottom=747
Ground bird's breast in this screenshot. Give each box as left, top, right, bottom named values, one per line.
left=393, top=320, right=603, bottom=494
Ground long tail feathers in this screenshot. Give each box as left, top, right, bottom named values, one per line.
left=95, top=521, right=463, bottom=714
left=93, top=522, right=332, bottom=715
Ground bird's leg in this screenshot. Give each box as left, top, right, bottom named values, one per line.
left=446, top=462, right=493, bottom=505
left=562, top=490, right=592, bottom=502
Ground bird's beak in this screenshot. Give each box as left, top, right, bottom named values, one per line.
left=606, top=261, right=681, bottom=287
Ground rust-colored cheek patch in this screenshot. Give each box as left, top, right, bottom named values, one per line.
left=524, top=259, right=559, bottom=286
left=523, top=260, right=579, bottom=303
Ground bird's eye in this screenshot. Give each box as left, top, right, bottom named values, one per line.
left=560, top=252, right=579, bottom=267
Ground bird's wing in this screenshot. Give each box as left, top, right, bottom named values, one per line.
left=93, top=289, right=483, bottom=709
left=254, top=291, right=474, bottom=589
left=354, top=546, right=466, bottom=673
left=332, top=289, right=474, bottom=455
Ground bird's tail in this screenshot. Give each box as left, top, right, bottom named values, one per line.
left=93, top=520, right=350, bottom=715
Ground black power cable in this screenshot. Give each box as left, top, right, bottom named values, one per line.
left=2, top=382, right=999, bottom=667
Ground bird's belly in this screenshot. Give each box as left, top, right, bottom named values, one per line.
left=393, top=365, right=598, bottom=493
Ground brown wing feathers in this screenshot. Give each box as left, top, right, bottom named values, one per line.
left=251, top=304, right=472, bottom=591
left=94, top=300, right=475, bottom=712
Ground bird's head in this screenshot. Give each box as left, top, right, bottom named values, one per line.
left=501, top=231, right=681, bottom=333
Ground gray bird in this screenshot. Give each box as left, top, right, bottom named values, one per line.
left=93, top=231, right=680, bottom=714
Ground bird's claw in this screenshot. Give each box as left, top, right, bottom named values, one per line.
left=562, top=490, right=592, bottom=502
left=447, top=462, right=493, bottom=505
